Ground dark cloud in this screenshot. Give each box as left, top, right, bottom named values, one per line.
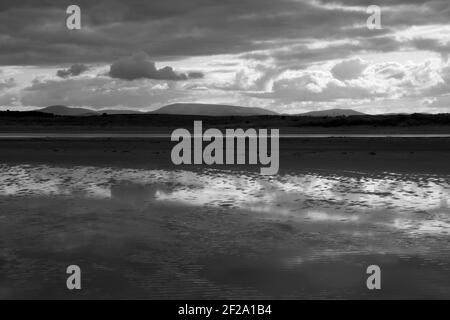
left=0, top=0, right=448, bottom=65
left=187, top=72, right=205, bottom=79
left=109, top=53, right=203, bottom=81
left=242, top=35, right=404, bottom=69
left=411, top=39, right=450, bottom=60
left=56, top=64, right=89, bottom=78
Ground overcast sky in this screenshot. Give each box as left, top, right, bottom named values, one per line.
left=1, top=0, right=450, bottom=114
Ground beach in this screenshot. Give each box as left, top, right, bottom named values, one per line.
left=3, top=0, right=450, bottom=304
left=0, top=137, right=450, bottom=299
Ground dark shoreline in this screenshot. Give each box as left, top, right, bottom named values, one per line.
left=0, top=136, right=449, bottom=174
left=2, top=111, right=450, bottom=135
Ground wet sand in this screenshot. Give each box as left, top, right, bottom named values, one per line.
left=1, top=138, right=450, bottom=299
left=0, top=137, right=450, bottom=174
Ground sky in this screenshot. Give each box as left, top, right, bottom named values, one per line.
left=0, top=0, right=450, bottom=114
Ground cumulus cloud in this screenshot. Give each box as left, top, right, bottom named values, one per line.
left=246, top=58, right=450, bottom=110
left=109, top=53, right=203, bottom=81
left=252, top=70, right=377, bottom=103
left=4, top=57, right=450, bottom=114
left=331, top=58, right=369, bottom=80
left=56, top=64, right=90, bottom=78
left=17, top=76, right=223, bottom=109
left=0, top=72, right=16, bottom=91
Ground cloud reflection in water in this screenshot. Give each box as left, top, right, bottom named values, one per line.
left=0, top=164, right=449, bottom=236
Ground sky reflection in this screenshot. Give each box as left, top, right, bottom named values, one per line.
left=0, top=164, right=449, bottom=236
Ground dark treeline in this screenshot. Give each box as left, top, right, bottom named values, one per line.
left=1, top=111, right=450, bottom=128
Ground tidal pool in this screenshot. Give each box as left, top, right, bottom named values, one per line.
left=1, top=164, right=449, bottom=299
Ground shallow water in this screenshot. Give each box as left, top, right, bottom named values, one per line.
left=1, top=164, right=450, bottom=299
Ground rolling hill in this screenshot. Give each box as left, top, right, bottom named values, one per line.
left=37, top=106, right=144, bottom=116
left=38, top=105, right=98, bottom=116
left=151, top=103, right=278, bottom=116
left=297, top=109, right=366, bottom=117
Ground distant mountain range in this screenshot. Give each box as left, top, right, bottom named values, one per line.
left=35, top=104, right=366, bottom=117
left=36, top=103, right=278, bottom=117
